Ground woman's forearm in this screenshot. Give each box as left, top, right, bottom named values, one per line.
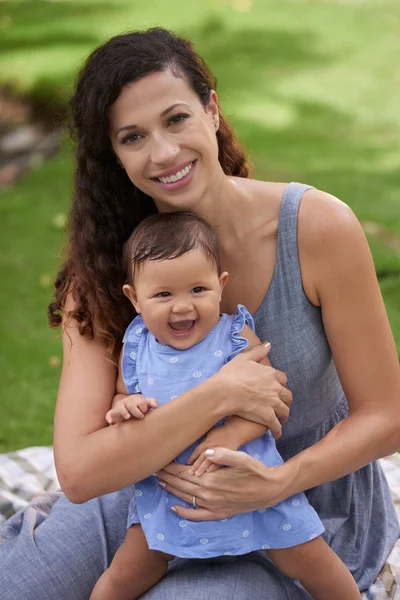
left=274, top=410, right=400, bottom=504
left=60, top=374, right=230, bottom=502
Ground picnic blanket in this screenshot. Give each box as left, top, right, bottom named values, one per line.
left=1, top=447, right=400, bottom=598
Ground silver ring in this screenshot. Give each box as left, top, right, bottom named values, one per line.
left=192, top=495, right=197, bottom=508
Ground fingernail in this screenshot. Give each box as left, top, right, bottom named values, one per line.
left=205, top=449, right=215, bottom=457
left=263, top=342, right=271, bottom=349
left=158, top=480, right=166, bottom=488
left=170, top=506, right=177, bottom=512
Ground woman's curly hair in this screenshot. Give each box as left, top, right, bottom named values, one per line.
left=48, top=27, right=250, bottom=362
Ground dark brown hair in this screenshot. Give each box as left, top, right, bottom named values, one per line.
left=124, top=212, right=221, bottom=285
left=48, top=27, right=250, bottom=362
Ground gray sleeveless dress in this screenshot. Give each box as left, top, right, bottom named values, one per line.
left=250, top=182, right=399, bottom=590
left=0, top=183, right=398, bottom=600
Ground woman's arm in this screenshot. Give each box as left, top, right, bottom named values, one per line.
left=215, top=325, right=272, bottom=444
left=279, top=189, right=400, bottom=494
left=156, top=189, right=400, bottom=519
left=187, top=326, right=270, bottom=473
left=54, top=301, right=291, bottom=503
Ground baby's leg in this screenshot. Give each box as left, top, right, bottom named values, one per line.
left=267, top=537, right=361, bottom=600
left=90, top=524, right=173, bottom=600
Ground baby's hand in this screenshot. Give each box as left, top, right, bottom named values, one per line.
left=187, top=427, right=242, bottom=476
left=106, top=395, right=158, bottom=425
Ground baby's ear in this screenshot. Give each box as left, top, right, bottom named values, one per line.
left=123, top=284, right=141, bottom=313
left=219, top=271, right=229, bottom=292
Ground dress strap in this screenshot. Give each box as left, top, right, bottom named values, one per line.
left=275, top=182, right=315, bottom=293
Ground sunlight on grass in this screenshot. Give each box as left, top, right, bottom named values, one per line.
left=0, top=0, right=399, bottom=451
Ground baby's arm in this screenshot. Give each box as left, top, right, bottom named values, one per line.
left=188, top=325, right=271, bottom=475
left=105, top=351, right=158, bottom=425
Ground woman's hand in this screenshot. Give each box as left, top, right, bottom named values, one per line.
left=217, top=343, right=292, bottom=439
left=157, top=448, right=291, bottom=521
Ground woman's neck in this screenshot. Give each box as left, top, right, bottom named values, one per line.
left=199, top=176, right=256, bottom=248
left=153, top=169, right=257, bottom=247
left=194, top=174, right=254, bottom=245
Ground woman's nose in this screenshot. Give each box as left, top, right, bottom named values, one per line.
left=150, top=134, right=179, bottom=165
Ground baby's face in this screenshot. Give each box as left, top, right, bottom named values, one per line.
left=126, top=250, right=227, bottom=349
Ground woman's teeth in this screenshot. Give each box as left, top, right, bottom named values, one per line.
left=158, top=162, right=193, bottom=184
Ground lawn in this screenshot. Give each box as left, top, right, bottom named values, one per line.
left=1, top=0, right=399, bottom=451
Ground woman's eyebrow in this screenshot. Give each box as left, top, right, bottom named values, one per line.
left=116, top=103, right=190, bottom=135
left=160, top=102, right=189, bottom=117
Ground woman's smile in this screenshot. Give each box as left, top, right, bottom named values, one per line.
left=152, top=160, right=197, bottom=192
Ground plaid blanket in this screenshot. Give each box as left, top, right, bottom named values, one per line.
left=0, top=446, right=59, bottom=524
left=0, top=448, right=399, bottom=598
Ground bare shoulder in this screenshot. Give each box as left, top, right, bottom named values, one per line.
left=297, top=188, right=367, bottom=305
left=298, top=188, right=362, bottom=246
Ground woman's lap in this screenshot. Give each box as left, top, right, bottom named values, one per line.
left=0, top=490, right=311, bottom=600
left=143, top=555, right=310, bottom=599
left=0, top=489, right=130, bottom=600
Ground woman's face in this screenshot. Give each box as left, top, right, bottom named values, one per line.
left=109, top=69, right=221, bottom=211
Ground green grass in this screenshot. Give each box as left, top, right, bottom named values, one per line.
left=1, top=0, right=399, bottom=451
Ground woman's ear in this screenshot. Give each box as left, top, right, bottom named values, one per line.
left=219, top=271, right=229, bottom=295
left=207, top=90, right=219, bottom=129
left=123, top=284, right=141, bottom=313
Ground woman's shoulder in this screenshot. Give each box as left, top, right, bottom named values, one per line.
left=298, top=187, right=362, bottom=255
left=296, top=187, right=367, bottom=305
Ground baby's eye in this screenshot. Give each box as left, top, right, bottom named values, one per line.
left=168, top=113, right=190, bottom=126
left=155, top=291, right=171, bottom=298
left=121, top=132, right=143, bottom=145
left=192, top=287, right=206, bottom=294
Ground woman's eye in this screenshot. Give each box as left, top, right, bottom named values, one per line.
left=156, top=291, right=171, bottom=298
left=192, top=287, right=206, bottom=294
left=168, top=113, right=190, bottom=126
left=121, top=132, right=143, bottom=145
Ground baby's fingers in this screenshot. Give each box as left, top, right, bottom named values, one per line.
left=206, top=463, right=220, bottom=473
left=148, top=398, right=158, bottom=409
left=188, top=453, right=207, bottom=474
left=193, top=456, right=214, bottom=477
left=128, top=405, right=145, bottom=419
left=106, top=409, right=128, bottom=425
left=187, top=445, right=204, bottom=466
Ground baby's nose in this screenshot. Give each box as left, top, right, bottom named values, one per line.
left=172, top=300, right=194, bottom=313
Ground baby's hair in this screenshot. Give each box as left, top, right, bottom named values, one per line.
left=123, top=212, right=221, bottom=284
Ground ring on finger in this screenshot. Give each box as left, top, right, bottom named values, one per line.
left=192, top=495, right=197, bottom=508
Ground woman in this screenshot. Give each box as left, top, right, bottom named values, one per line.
left=1, top=27, right=399, bottom=599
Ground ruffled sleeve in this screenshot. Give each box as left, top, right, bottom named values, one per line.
left=224, top=304, right=256, bottom=364
left=121, top=315, right=147, bottom=395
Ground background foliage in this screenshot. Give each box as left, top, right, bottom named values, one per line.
left=1, top=0, right=399, bottom=451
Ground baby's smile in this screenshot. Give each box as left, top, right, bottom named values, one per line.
left=168, top=319, right=197, bottom=337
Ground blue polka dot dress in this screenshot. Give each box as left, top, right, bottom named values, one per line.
left=122, top=305, right=324, bottom=558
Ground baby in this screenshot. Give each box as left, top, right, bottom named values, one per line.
left=90, top=212, right=360, bottom=600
